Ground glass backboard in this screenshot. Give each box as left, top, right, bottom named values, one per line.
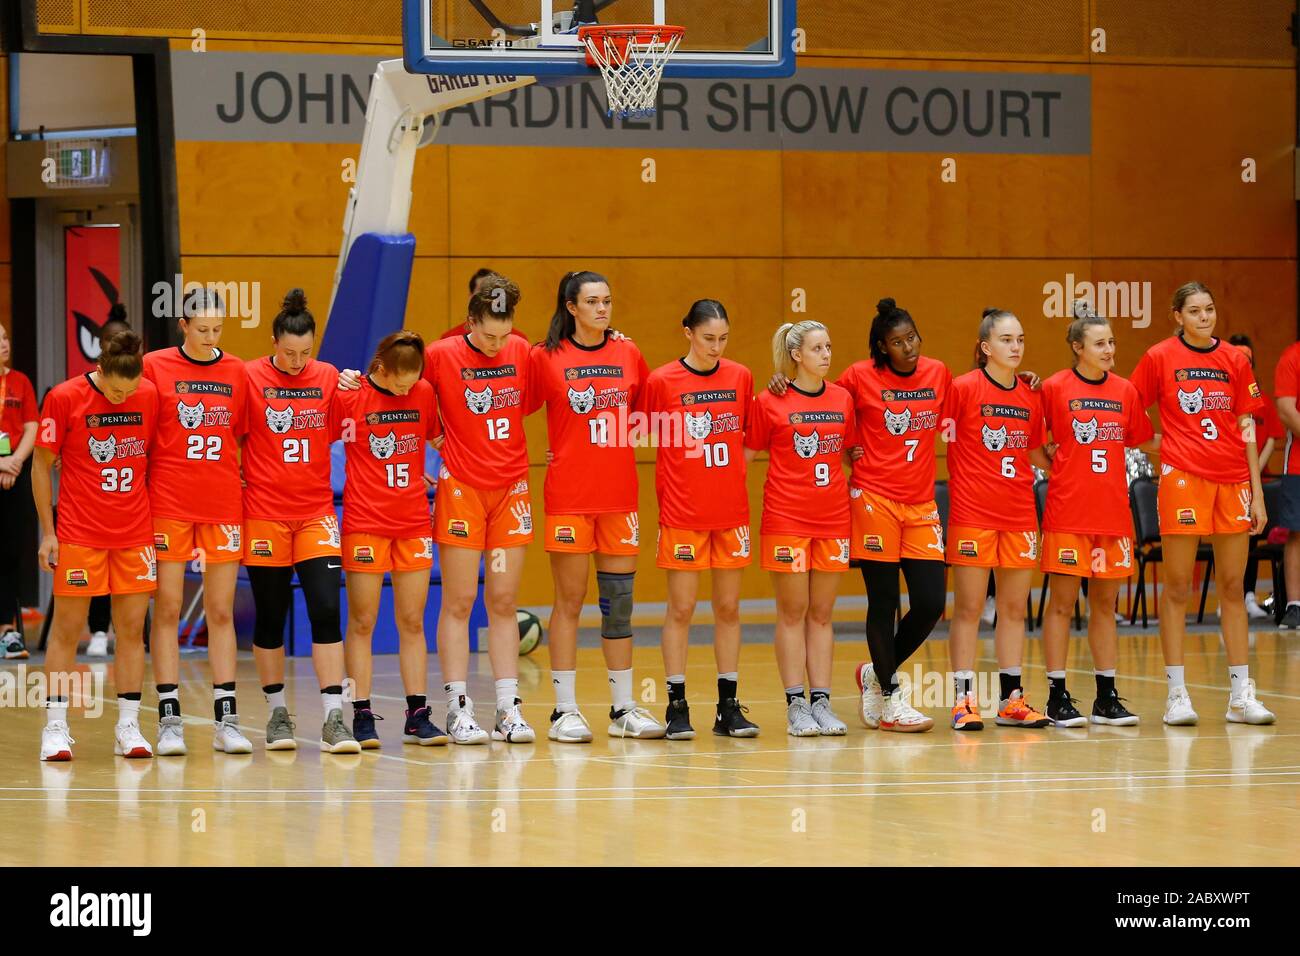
left=403, top=0, right=796, bottom=78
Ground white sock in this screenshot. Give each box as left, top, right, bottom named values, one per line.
left=495, top=678, right=519, bottom=712
left=1096, top=668, right=1116, bottom=678
left=1046, top=670, right=1066, bottom=680
left=1228, top=665, right=1249, bottom=694
left=321, top=691, right=343, bottom=715
left=1166, top=666, right=1186, bottom=690
left=117, top=696, right=141, bottom=725
left=46, top=698, right=68, bottom=724
left=265, top=688, right=287, bottom=710
left=1289, top=601, right=1300, bottom=609
left=1245, top=591, right=1257, bottom=602
left=552, top=670, right=577, bottom=713
left=608, top=668, right=634, bottom=712
left=444, top=680, right=468, bottom=712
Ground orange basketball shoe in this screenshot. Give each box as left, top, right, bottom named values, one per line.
left=950, top=692, right=984, bottom=731
left=996, top=689, right=1052, bottom=728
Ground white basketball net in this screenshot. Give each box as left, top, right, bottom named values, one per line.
left=582, top=28, right=684, bottom=119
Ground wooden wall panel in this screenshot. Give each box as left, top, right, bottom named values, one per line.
left=1091, top=66, right=1296, bottom=259
left=445, top=146, right=784, bottom=259
left=176, top=141, right=450, bottom=258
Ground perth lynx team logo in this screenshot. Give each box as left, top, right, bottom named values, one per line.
left=465, top=385, right=493, bottom=415
left=981, top=424, right=1008, bottom=451
left=685, top=410, right=713, bottom=440
left=1071, top=417, right=1098, bottom=444
left=567, top=385, right=596, bottom=414
left=87, top=434, right=117, bottom=464
left=793, top=430, right=820, bottom=459
left=1177, top=387, right=1204, bottom=415
left=883, top=407, right=911, bottom=436
left=176, top=399, right=205, bottom=430
left=368, top=431, right=396, bottom=460
left=265, top=405, right=294, bottom=434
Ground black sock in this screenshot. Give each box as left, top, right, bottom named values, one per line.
left=406, top=694, right=426, bottom=713
left=119, top=691, right=142, bottom=701
left=1048, top=674, right=1068, bottom=697
left=785, top=688, right=805, bottom=705
left=667, top=680, right=686, bottom=704
left=810, top=689, right=830, bottom=705
left=213, top=681, right=236, bottom=721
left=353, top=698, right=372, bottom=713
left=157, top=683, right=180, bottom=719
left=718, top=676, right=737, bottom=703
left=998, top=671, right=1020, bottom=701
left=262, top=683, right=284, bottom=695
left=1095, top=673, right=1116, bottom=698
left=322, top=684, right=343, bottom=696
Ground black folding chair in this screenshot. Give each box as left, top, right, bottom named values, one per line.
left=1250, top=480, right=1286, bottom=621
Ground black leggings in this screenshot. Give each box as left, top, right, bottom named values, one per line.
left=860, top=558, right=947, bottom=693
left=0, top=463, right=33, bottom=629
left=246, top=557, right=341, bottom=650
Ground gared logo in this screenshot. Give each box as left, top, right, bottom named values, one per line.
left=1057, top=548, right=1078, bottom=566
left=352, top=545, right=375, bottom=563
left=251, top=539, right=273, bottom=558
left=864, top=534, right=884, bottom=553
left=153, top=533, right=170, bottom=552
left=673, top=543, right=696, bottom=562
left=447, top=519, right=470, bottom=538
left=1249, top=382, right=1262, bottom=399
left=957, top=539, right=979, bottom=558
left=65, top=569, right=88, bottom=587
left=1177, top=508, right=1197, bottom=525
left=554, top=525, right=576, bottom=544
left=773, top=545, right=795, bottom=563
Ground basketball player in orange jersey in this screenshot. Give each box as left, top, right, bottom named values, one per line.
left=526, top=271, right=665, bottom=742
left=32, top=331, right=159, bottom=760
left=839, top=298, right=950, bottom=733
left=424, top=275, right=536, bottom=744
left=643, top=299, right=760, bottom=739
left=1130, top=282, right=1275, bottom=725
left=144, top=291, right=252, bottom=756
left=242, top=289, right=358, bottom=753
left=745, top=320, right=859, bottom=737
left=437, top=268, right=529, bottom=342
left=332, top=332, right=447, bottom=746
left=1039, top=308, right=1154, bottom=727
left=944, top=309, right=1054, bottom=731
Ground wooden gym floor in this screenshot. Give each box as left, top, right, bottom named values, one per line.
left=1, top=629, right=1295, bottom=866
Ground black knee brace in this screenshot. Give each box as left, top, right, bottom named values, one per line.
left=596, top=571, right=635, bottom=639
left=296, top=557, right=342, bottom=645
left=247, top=565, right=293, bottom=650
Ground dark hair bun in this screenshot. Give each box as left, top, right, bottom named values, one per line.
left=876, top=297, right=896, bottom=315
left=103, top=329, right=142, bottom=356
left=282, top=288, right=308, bottom=315
left=108, top=303, right=128, bottom=322
left=981, top=307, right=1000, bottom=319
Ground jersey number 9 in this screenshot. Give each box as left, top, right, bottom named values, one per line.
left=815, top=462, right=830, bottom=486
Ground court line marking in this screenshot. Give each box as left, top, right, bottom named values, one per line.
left=4, top=778, right=1298, bottom=805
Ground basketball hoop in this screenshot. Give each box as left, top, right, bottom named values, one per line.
left=578, top=24, right=685, bottom=119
